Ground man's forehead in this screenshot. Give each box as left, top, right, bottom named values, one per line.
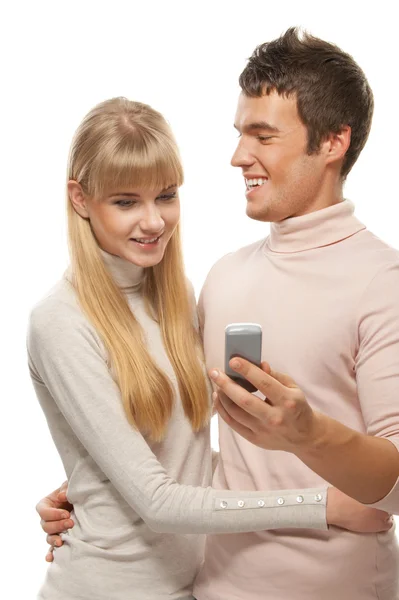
left=234, top=91, right=299, bottom=130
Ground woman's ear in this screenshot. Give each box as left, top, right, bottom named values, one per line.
left=67, top=180, right=90, bottom=219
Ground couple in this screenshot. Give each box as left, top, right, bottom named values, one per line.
left=31, top=27, right=399, bottom=600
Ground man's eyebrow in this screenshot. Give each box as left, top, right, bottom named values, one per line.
left=234, top=121, right=280, bottom=134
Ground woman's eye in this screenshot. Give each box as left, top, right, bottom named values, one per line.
left=157, top=193, right=177, bottom=201
left=115, top=199, right=135, bottom=208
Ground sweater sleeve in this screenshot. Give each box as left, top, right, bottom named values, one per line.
left=355, top=263, right=399, bottom=513
left=27, top=295, right=327, bottom=534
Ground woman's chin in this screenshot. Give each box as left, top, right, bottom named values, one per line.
left=126, top=248, right=165, bottom=268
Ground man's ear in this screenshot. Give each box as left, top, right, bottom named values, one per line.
left=323, top=125, right=351, bottom=167
left=67, top=180, right=90, bottom=219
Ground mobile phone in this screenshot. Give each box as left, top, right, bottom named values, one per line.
left=224, top=323, right=262, bottom=393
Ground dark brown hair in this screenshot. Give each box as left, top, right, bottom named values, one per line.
left=239, top=27, right=374, bottom=178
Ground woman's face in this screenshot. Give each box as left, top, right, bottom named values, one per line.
left=69, top=182, right=180, bottom=268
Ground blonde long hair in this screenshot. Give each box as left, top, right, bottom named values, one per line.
left=67, top=97, right=210, bottom=441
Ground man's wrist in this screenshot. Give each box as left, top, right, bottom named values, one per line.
left=295, top=411, right=361, bottom=460
left=293, top=411, right=330, bottom=458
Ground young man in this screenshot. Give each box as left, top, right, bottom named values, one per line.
left=193, top=27, right=399, bottom=600
left=37, top=28, right=398, bottom=599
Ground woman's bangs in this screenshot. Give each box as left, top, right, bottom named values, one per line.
left=91, top=136, right=184, bottom=198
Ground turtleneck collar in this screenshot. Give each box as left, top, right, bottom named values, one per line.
left=100, top=249, right=144, bottom=293
left=265, top=200, right=366, bottom=254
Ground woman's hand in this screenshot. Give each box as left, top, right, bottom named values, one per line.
left=326, top=487, right=394, bottom=533
left=36, top=481, right=74, bottom=562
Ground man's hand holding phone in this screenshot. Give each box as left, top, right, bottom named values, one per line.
left=221, top=322, right=320, bottom=453
left=211, top=356, right=320, bottom=454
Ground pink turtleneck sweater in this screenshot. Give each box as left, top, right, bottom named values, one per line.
left=194, top=200, right=399, bottom=600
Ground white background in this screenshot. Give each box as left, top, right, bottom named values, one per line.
left=1, top=0, right=398, bottom=596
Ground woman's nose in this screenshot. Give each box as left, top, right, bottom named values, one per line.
left=139, top=207, right=165, bottom=234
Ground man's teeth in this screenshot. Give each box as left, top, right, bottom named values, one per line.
left=134, top=237, right=159, bottom=244
left=246, top=178, right=268, bottom=188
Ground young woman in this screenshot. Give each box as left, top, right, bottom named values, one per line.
left=29, top=97, right=390, bottom=600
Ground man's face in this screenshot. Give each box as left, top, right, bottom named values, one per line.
left=232, top=91, right=331, bottom=222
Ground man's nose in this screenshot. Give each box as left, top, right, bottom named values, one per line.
left=231, top=138, right=255, bottom=168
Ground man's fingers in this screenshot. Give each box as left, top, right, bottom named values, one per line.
left=218, top=391, right=259, bottom=431
left=57, top=481, right=73, bottom=508
left=210, top=368, right=275, bottom=418
left=227, top=359, right=287, bottom=404
left=37, top=502, right=70, bottom=522
left=56, top=492, right=73, bottom=511
left=45, top=548, right=54, bottom=563
left=215, top=393, right=256, bottom=442
left=40, top=518, right=74, bottom=535
left=46, top=534, right=64, bottom=546
left=260, top=361, right=272, bottom=375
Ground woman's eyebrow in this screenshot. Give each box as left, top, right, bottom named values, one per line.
left=107, top=185, right=177, bottom=199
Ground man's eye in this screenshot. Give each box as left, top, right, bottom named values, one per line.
left=257, top=135, right=273, bottom=142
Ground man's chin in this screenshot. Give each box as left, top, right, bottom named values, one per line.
left=246, top=197, right=293, bottom=223
left=245, top=202, right=275, bottom=223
